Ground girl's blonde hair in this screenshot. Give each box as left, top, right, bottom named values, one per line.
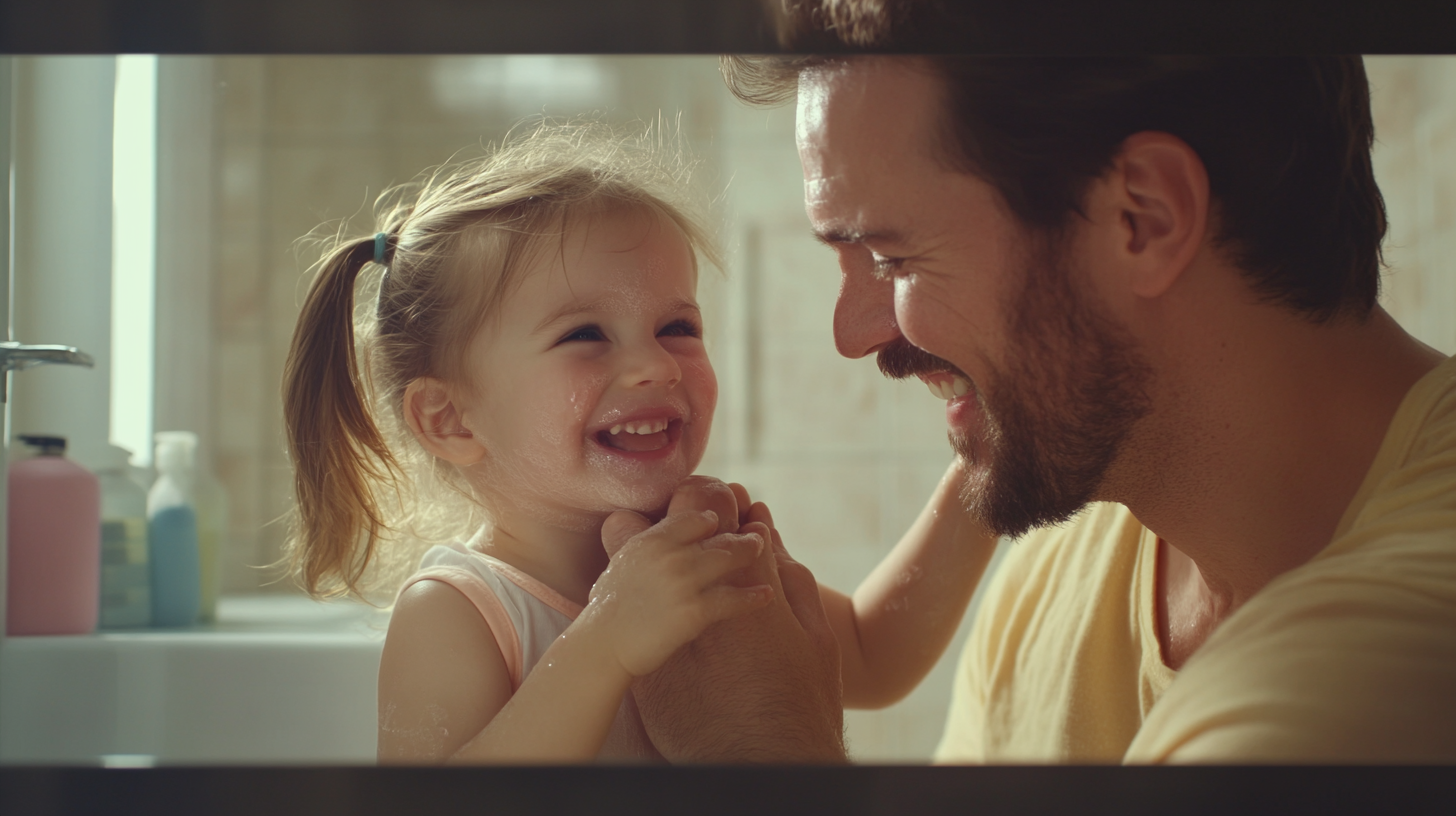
left=282, top=120, right=719, bottom=600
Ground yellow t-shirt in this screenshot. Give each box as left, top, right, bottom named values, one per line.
left=935, top=355, right=1456, bottom=764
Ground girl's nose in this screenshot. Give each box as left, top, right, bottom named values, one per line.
left=620, top=340, right=682, bottom=389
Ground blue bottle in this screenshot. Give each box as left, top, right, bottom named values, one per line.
left=148, top=431, right=200, bottom=627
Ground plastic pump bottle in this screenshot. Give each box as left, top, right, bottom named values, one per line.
left=96, top=444, right=151, bottom=628
left=148, top=431, right=201, bottom=627
left=6, top=434, right=101, bottom=635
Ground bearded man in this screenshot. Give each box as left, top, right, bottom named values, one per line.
left=609, top=2, right=1456, bottom=763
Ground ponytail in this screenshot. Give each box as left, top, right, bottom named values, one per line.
left=283, top=236, right=400, bottom=598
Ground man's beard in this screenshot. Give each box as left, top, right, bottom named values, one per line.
left=877, top=236, right=1152, bottom=539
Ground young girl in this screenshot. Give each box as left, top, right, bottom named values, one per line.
left=283, top=123, right=996, bottom=763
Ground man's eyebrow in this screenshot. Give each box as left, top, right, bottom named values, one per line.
left=812, top=227, right=906, bottom=246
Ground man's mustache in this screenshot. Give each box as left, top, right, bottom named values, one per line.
left=877, top=337, right=966, bottom=381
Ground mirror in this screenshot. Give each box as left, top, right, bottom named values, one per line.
left=2, top=54, right=1454, bottom=768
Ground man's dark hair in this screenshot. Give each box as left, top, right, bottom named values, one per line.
left=726, top=3, right=1388, bottom=322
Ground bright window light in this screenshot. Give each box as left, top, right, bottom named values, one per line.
left=111, top=55, right=157, bottom=467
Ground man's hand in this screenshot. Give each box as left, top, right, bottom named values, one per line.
left=601, top=477, right=847, bottom=763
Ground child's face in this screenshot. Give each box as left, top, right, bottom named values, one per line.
left=459, top=206, right=717, bottom=524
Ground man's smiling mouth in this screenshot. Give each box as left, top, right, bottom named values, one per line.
left=920, top=371, right=973, bottom=401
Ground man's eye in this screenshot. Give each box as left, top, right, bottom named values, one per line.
left=871, top=253, right=905, bottom=279
left=658, top=319, right=701, bottom=339
left=558, top=325, right=605, bottom=343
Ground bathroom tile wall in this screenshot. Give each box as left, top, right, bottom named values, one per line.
left=1368, top=57, right=1456, bottom=355
left=199, top=56, right=1456, bottom=762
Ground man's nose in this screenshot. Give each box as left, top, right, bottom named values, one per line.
left=833, top=267, right=901, bottom=359
left=621, top=339, right=682, bottom=389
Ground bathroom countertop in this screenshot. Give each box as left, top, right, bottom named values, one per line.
left=0, top=595, right=385, bottom=765
left=2, top=595, right=391, bottom=648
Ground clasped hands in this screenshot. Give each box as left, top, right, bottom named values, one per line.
left=600, top=476, right=848, bottom=763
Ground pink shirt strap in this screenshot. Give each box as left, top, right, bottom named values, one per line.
left=399, top=565, right=524, bottom=691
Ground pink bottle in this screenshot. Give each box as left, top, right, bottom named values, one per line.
left=7, top=434, right=100, bottom=635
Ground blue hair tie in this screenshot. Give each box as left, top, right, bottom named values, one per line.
left=373, top=232, right=388, bottom=265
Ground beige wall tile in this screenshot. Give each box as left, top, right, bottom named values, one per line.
left=758, top=338, right=882, bottom=455
left=265, top=57, right=393, bottom=141
left=1426, top=111, right=1456, bottom=235
left=755, top=222, right=840, bottom=341
left=214, top=340, right=264, bottom=451
left=214, top=57, right=266, bottom=140
left=262, top=144, right=392, bottom=356
left=214, top=240, right=265, bottom=339
left=723, top=142, right=811, bottom=225
left=1368, top=59, right=1420, bottom=142
left=1368, top=57, right=1456, bottom=355
left=215, top=449, right=262, bottom=594
left=214, top=144, right=266, bottom=339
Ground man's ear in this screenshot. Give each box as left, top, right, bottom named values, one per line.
left=402, top=377, right=487, bottom=466
left=1101, top=131, right=1210, bottom=300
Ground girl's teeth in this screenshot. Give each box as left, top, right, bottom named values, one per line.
left=607, top=419, right=669, bottom=435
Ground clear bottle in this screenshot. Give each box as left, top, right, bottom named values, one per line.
left=194, top=458, right=227, bottom=624
left=6, top=434, right=101, bottom=635
left=96, top=444, right=150, bottom=628
left=148, top=431, right=200, bottom=627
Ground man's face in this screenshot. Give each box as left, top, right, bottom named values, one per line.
left=796, top=58, right=1151, bottom=537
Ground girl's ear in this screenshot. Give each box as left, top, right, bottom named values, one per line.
left=403, top=377, right=487, bottom=466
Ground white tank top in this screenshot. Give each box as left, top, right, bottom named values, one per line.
left=399, top=532, right=661, bottom=762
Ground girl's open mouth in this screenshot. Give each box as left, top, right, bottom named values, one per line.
left=595, top=417, right=683, bottom=455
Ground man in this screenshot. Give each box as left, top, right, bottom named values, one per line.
left=608, top=3, right=1456, bottom=763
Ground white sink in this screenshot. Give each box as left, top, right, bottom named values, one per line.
left=0, top=595, right=388, bottom=765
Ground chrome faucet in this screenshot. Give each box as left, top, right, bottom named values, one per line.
left=0, top=342, right=95, bottom=402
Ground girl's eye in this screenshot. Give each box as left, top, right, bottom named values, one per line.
left=558, top=324, right=606, bottom=344
left=658, top=319, right=701, bottom=339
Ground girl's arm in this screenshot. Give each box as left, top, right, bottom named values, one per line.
left=378, top=578, right=628, bottom=763
left=819, top=458, right=999, bottom=709
left=378, top=512, right=772, bottom=764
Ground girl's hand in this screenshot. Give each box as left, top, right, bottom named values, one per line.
left=585, top=510, right=774, bottom=678
left=666, top=475, right=741, bottom=535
